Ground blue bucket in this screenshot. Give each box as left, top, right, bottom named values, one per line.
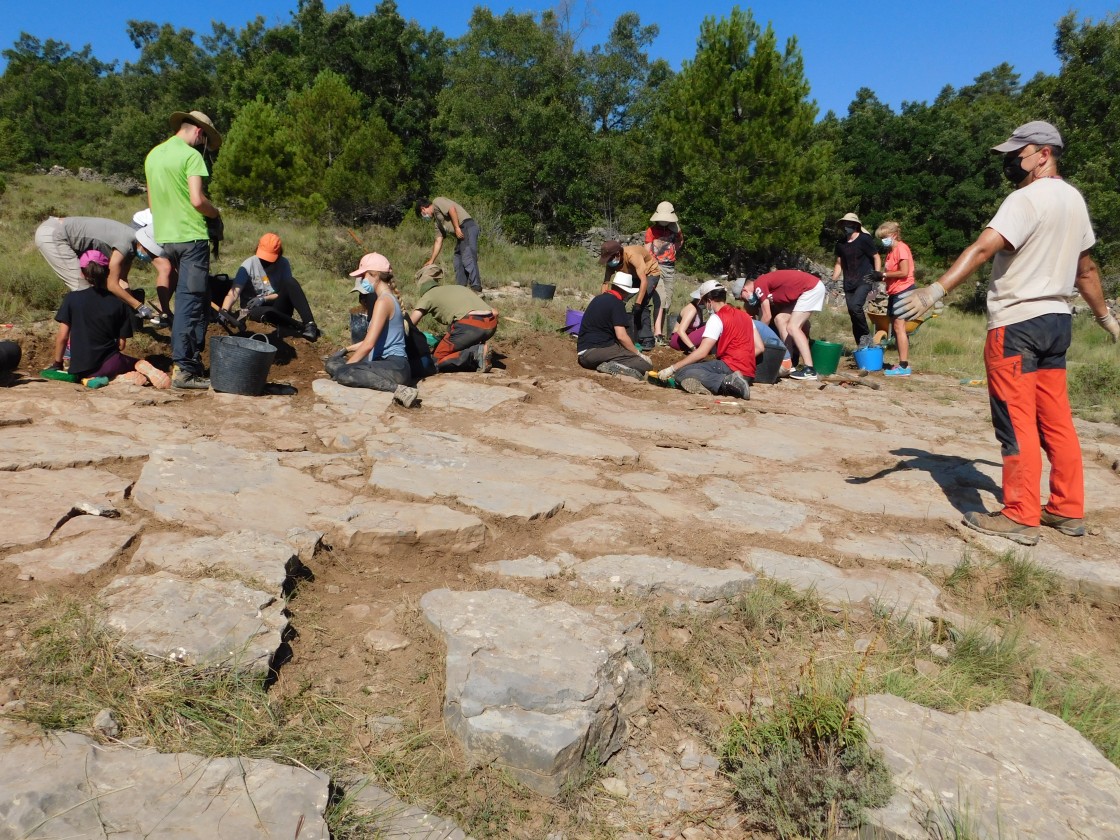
left=854, top=346, right=884, bottom=372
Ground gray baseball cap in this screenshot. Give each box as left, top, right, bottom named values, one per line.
left=991, top=121, right=1064, bottom=153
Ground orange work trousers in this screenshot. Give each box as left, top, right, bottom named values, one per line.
left=984, top=313, right=1083, bottom=527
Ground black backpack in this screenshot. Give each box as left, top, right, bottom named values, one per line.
left=403, top=321, right=435, bottom=380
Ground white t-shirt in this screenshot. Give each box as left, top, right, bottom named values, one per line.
left=701, top=311, right=724, bottom=342
left=985, top=178, right=1095, bottom=329
left=233, top=255, right=294, bottom=297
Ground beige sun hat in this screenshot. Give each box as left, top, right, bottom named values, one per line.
left=837, top=212, right=870, bottom=235
left=169, top=110, right=222, bottom=150
left=650, top=200, right=679, bottom=224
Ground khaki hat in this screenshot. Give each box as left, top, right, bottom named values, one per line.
left=650, top=200, right=678, bottom=224
left=837, top=212, right=870, bottom=235
left=418, top=279, right=439, bottom=296
left=256, top=233, right=282, bottom=261
left=991, top=120, right=1064, bottom=153
left=169, top=110, right=222, bottom=150
left=694, top=279, right=724, bottom=299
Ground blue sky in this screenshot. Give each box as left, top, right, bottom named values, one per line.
left=2, top=1, right=1116, bottom=117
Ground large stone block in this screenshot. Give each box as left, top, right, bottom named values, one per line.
left=0, top=424, right=148, bottom=471
left=311, top=498, right=486, bottom=554
left=420, top=588, right=649, bottom=796
left=572, top=554, right=756, bottom=603
left=0, top=468, right=131, bottom=550
left=130, top=529, right=302, bottom=593
left=6, top=516, right=140, bottom=580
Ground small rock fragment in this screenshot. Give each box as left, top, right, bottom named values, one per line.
left=93, top=708, right=120, bottom=738
left=363, top=629, right=410, bottom=652
left=930, top=643, right=950, bottom=661
left=601, top=778, right=629, bottom=798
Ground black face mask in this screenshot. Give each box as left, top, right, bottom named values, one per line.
left=1002, top=150, right=1036, bottom=185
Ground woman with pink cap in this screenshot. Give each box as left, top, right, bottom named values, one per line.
left=325, top=253, right=418, bottom=406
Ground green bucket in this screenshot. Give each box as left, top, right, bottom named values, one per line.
left=811, top=339, right=843, bottom=376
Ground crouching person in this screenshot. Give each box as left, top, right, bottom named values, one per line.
left=325, top=253, right=418, bottom=406
left=409, top=276, right=497, bottom=372
left=577, top=272, right=654, bottom=380
left=218, top=233, right=320, bottom=341
left=657, top=280, right=753, bottom=399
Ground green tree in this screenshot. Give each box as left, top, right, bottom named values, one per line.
left=435, top=8, right=596, bottom=241
left=322, top=115, right=414, bottom=224
left=658, top=7, right=838, bottom=271
left=211, top=98, right=307, bottom=214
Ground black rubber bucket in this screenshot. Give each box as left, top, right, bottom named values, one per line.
left=0, top=341, right=21, bottom=374
left=755, top=344, right=786, bottom=385
left=210, top=334, right=276, bottom=395
left=531, top=282, right=556, bottom=301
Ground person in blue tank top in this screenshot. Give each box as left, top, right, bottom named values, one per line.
left=325, top=252, right=418, bottom=406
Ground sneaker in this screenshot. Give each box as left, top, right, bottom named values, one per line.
left=721, top=371, right=751, bottom=400
left=962, top=510, right=1040, bottom=546
left=779, top=359, right=793, bottom=378
left=135, top=360, right=171, bottom=389
left=393, top=384, right=419, bottom=408
left=596, top=361, right=643, bottom=380
left=1040, top=510, right=1086, bottom=537
left=172, top=370, right=211, bottom=390
left=300, top=322, right=321, bottom=342
left=789, top=365, right=818, bottom=381
left=884, top=365, right=911, bottom=377
left=678, top=377, right=713, bottom=396
left=477, top=341, right=492, bottom=373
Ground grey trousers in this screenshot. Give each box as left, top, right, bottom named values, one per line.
left=676, top=359, right=733, bottom=393
left=326, top=351, right=411, bottom=392
left=577, top=345, right=653, bottom=374
left=454, top=220, right=482, bottom=291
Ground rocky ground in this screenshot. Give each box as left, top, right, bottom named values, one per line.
left=2, top=310, right=1120, bottom=839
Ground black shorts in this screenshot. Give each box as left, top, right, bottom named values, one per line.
left=887, top=287, right=915, bottom=320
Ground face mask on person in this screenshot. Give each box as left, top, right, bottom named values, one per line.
left=844, top=224, right=859, bottom=235
left=881, top=237, right=894, bottom=248
left=358, top=278, right=375, bottom=296
left=607, top=257, right=621, bottom=269
left=1003, top=148, right=1041, bottom=186
left=134, top=247, right=151, bottom=263
left=746, top=289, right=762, bottom=307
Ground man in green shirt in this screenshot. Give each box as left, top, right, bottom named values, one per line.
left=409, top=279, right=498, bottom=372
left=417, top=197, right=483, bottom=292
left=144, top=110, right=222, bottom=390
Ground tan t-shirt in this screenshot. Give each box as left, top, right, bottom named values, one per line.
left=621, top=244, right=661, bottom=278
left=414, top=285, right=489, bottom=324
left=431, top=197, right=472, bottom=238
left=986, top=178, right=1095, bottom=329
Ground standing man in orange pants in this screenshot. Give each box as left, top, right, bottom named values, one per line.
left=897, top=120, right=1119, bottom=545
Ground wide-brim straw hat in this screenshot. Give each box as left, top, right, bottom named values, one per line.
left=169, top=110, right=222, bottom=150
left=837, top=212, right=870, bottom=235
left=650, top=200, right=678, bottom=224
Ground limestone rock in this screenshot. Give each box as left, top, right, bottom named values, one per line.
left=99, top=571, right=288, bottom=673
left=547, top=517, right=643, bottom=554
left=132, top=441, right=348, bottom=536
left=832, top=533, right=967, bottom=570
left=363, top=629, right=410, bottom=652
left=571, top=555, right=756, bottom=603
left=5, top=516, right=140, bottom=580
left=343, top=776, right=473, bottom=839
left=0, top=424, right=147, bottom=471
left=0, top=468, right=130, bottom=550
left=861, top=694, right=1120, bottom=840
left=420, top=588, right=649, bottom=796
left=0, top=726, right=329, bottom=838
left=367, top=430, right=623, bottom=520
left=130, top=529, right=302, bottom=593
left=478, top=421, right=639, bottom=464
left=419, top=378, right=528, bottom=412
left=474, top=555, right=564, bottom=579
left=698, top=479, right=810, bottom=535
left=312, top=499, right=486, bottom=554
left=313, top=377, right=395, bottom=416
left=92, top=708, right=120, bottom=738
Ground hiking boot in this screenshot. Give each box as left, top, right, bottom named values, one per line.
left=393, top=384, right=419, bottom=408
left=721, top=371, right=751, bottom=400
left=678, top=377, right=713, bottom=396
left=477, top=341, right=492, bottom=373
left=300, top=322, right=321, bottom=342
left=962, top=510, right=1039, bottom=546
left=884, top=365, right=912, bottom=376
left=596, top=361, right=643, bottom=380
left=172, top=370, right=211, bottom=390
left=1040, top=510, right=1086, bottom=537
left=789, top=365, right=819, bottom=381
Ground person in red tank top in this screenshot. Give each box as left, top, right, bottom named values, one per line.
left=655, top=279, right=758, bottom=399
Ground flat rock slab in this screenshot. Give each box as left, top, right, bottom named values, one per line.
left=419, top=378, right=528, bottom=412
left=572, top=555, right=756, bottom=603
left=311, top=499, right=486, bottom=554
left=744, top=549, right=957, bottom=625
left=861, top=694, right=1120, bottom=840
left=313, top=377, right=395, bottom=416
left=698, top=478, right=810, bottom=535
left=0, top=424, right=148, bottom=471
left=420, top=588, right=649, bottom=796
left=478, top=422, right=638, bottom=465
left=133, top=441, right=348, bottom=536
left=547, top=517, right=644, bottom=554
left=0, top=468, right=131, bottom=550
left=0, top=727, right=329, bottom=839
left=344, top=778, right=473, bottom=839
left=130, top=529, right=301, bottom=592
left=555, top=378, right=724, bottom=440
left=475, top=555, right=564, bottom=579
left=832, top=533, right=966, bottom=570
left=99, top=571, right=288, bottom=672
left=367, top=430, right=624, bottom=520
left=5, top=516, right=140, bottom=580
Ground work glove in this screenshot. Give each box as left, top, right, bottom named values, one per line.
left=217, top=309, right=241, bottom=331
left=657, top=365, right=676, bottom=382
left=638, top=352, right=652, bottom=365
left=1097, top=312, right=1120, bottom=343
left=247, top=294, right=271, bottom=311
left=895, top=281, right=946, bottom=321
left=135, top=303, right=156, bottom=320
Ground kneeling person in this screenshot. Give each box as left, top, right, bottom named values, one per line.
left=576, top=273, right=653, bottom=379
left=218, top=233, right=319, bottom=341
left=658, top=280, right=754, bottom=399
left=409, top=279, right=497, bottom=372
